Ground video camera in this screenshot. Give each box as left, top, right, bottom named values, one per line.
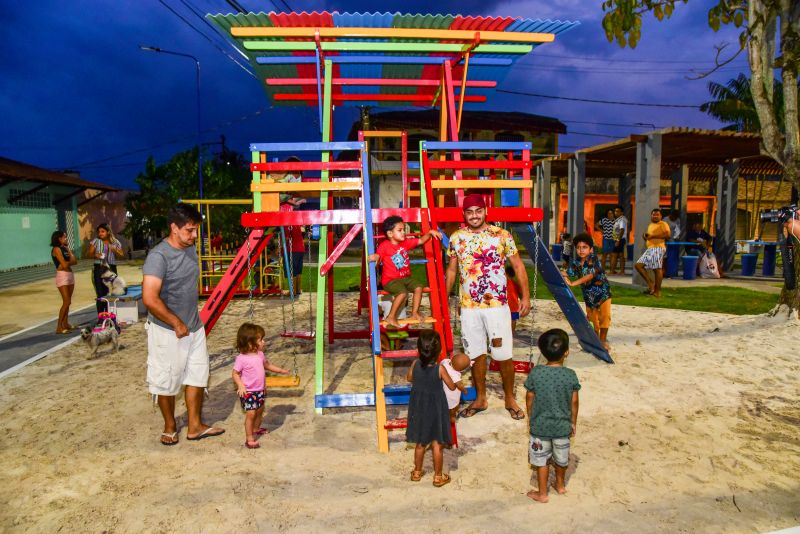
left=759, top=205, right=797, bottom=224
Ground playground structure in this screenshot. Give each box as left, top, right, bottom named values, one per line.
left=202, top=11, right=611, bottom=452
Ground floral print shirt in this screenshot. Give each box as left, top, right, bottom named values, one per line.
left=448, top=225, right=519, bottom=309
left=566, top=253, right=612, bottom=309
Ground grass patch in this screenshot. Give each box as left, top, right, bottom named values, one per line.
left=278, top=265, right=778, bottom=316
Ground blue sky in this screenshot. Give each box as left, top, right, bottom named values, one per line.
left=0, top=0, right=748, bottom=189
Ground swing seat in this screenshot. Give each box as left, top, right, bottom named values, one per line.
left=488, top=360, right=533, bottom=374
left=280, top=330, right=315, bottom=340
left=265, top=374, right=301, bottom=388
left=379, top=317, right=436, bottom=327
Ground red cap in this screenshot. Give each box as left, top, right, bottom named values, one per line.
left=462, top=194, right=486, bottom=210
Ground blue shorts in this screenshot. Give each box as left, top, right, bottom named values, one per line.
left=240, top=390, right=265, bottom=411
left=602, top=238, right=615, bottom=254
left=510, top=311, right=520, bottom=321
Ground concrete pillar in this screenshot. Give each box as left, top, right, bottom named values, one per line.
left=632, top=134, right=662, bottom=285
left=536, top=161, right=552, bottom=248
left=670, top=164, right=689, bottom=236
left=618, top=174, right=633, bottom=222
left=715, top=161, right=739, bottom=271
left=567, top=152, right=586, bottom=237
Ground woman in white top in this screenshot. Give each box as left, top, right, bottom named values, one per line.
left=88, top=223, right=124, bottom=315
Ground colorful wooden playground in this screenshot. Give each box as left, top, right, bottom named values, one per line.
left=198, top=11, right=611, bottom=452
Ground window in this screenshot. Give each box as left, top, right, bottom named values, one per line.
left=7, top=188, right=51, bottom=208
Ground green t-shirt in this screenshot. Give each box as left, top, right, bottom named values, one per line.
left=524, top=365, right=581, bottom=439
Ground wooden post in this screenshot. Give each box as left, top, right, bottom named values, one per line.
left=715, top=161, right=740, bottom=272
left=536, top=160, right=552, bottom=248
left=567, top=153, right=586, bottom=237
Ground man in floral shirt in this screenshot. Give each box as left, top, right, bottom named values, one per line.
left=445, top=194, right=531, bottom=420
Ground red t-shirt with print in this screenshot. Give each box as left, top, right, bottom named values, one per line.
left=376, top=238, right=419, bottom=286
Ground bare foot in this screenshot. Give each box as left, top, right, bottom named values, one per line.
left=384, top=317, right=402, bottom=329
left=652, top=291, right=662, bottom=298
left=553, top=484, right=567, bottom=495
left=602, top=341, right=611, bottom=352
left=527, top=490, right=549, bottom=503
left=409, top=312, right=422, bottom=323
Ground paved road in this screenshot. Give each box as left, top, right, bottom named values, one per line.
left=0, top=305, right=98, bottom=377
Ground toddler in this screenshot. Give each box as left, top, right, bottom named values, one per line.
left=524, top=329, right=581, bottom=503
left=231, top=323, right=291, bottom=449
left=406, top=330, right=456, bottom=487
left=368, top=215, right=441, bottom=328
left=441, top=352, right=470, bottom=422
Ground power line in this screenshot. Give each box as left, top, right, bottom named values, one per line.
left=561, top=119, right=667, bottom=129
left=179, top=0, right=251, bottom=61
left=157, top=0, right=256, bottom=78
left=530, top=51, right=749, bottom=66
left=497, top=89, right=700, bottom=109
left=511, top=62, right=744, bottom=75
left=567, top=131, right=622, bottom=139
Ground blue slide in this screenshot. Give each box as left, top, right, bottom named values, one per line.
left=512, top=224, right=614, bottom=364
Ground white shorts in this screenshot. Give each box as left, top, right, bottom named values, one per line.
left=529, top=436, right=571, bottom=467
left=146, top=321, right=209, bottom=396
left=636, top=246, right=665, bottom=270
left=460, top=305, right=514, bottom=361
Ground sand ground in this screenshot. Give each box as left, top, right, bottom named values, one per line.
left=0, top=283, right=798, bottom=532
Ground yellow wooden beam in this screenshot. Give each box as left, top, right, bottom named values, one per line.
left=231, top=26, right=554, bottom=44
left=430, top=179, right=533, bottom=189
left=360, top=130, right=404, bottom=137
left=251, top=180, right=362, bottom=192
left=265, top=375, right=301, bottom=388
left=181, top=199, right=252, bottom=205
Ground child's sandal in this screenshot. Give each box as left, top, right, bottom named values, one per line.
left=410, top=469, right=425, bottom=482
left=432, top=473, right=451, bottom=487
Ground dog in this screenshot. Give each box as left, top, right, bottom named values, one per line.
left=100, top=269, right=127, bottom=296
left=80, top=321, right=120, bottom=358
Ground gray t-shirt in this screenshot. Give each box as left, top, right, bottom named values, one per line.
left=142, top=239, right=202, bottom=333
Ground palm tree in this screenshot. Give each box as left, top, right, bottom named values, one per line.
left=700, top=73, right=789, bottom=133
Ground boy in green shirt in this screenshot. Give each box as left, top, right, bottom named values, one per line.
left=524, top=328, right=581, bottom=503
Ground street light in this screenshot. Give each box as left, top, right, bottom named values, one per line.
left=140, top=45, right=203, bottom=202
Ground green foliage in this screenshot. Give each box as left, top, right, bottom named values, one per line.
left=700, top=73, right=792, bottom=132
left=124, top=146, right=252, bottom=241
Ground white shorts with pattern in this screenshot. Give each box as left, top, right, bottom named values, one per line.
left=460, top=305, right=513, bottom=361
left=146, top=321, right=209, bottom=396
left=636, top=246, right=666, bottom=270
left=529, top=435, right=571, bottom=467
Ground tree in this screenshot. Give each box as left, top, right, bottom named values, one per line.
left=700, top=73, right=791, bottom=132
left=601, top=0, right=800, bottom=313
left=124, top=146, right=252, bottom=246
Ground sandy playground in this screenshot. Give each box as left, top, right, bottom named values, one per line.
left=0, top=288, right=799, bottom=532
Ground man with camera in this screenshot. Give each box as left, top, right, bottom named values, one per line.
left=761, top=205, right=798, bottom=290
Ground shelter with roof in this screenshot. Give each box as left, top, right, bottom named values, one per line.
left=0, top=157, right=118, bottom=270
left=531, top=128, right=791, bottom=276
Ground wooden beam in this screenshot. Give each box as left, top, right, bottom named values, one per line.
left=8, top=183, right=48, bottom=204
left=430, top=179, right=533, bottom=189
left=232, top=26, right=555, bottom=44
left=250, top=180, right=362, bottom=193
left=52, top=187, right=86, bottom=205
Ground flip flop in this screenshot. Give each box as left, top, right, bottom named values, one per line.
left=433, top=473, right=451, bottom=488
left=458, top=406, right=487, bottom=418
left=410, top=469, right=425, bottom=482
left=254, top=428, right=269, bottom=436
left=186, top=427, right=225, bottom=441
left=160, top=432, right=179, bottom=446
left=506, top=407, right=526, bottom=420
left=245, top=441, right=260, bottom=449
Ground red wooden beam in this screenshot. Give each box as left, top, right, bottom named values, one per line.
left=320, top=223, right=362, bottom=276
left=426, top=160, right=532, bottom=170
left=250, top=161, right=362, bottom=172
left=242, top=208, right=427, bottom=228
left=273, top=93, right=487, bottom=103
left=266, top=77, right=497, bottom=88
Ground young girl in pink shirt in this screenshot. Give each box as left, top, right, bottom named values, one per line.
left=232, top=323, right=290, bottom=449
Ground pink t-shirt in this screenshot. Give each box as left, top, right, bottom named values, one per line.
left=233, top=352, right=266, bottom=392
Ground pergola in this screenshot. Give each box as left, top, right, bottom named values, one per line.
left=533, top=128, right=783, bottom=275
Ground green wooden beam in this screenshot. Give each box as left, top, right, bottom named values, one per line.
left=314, top=58, right=334, bottom=414
left=251, top=150, right=261, bottom=212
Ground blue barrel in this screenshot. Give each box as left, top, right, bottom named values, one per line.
left=551, top=243, right=563, bottom=261
left=665, top=243, right=681, bottom=278
left=311, top=225, right=320, bottom=241
left=741, top=253, right=758, bottom=276
left=762, top=244, right=777, bottom=276
left=627, top=244, right=634, bottom=260
left=682, top=255, right=699, bottom=280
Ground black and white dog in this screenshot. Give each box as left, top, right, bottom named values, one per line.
left=100, top=269, right=127, bottom=296
left=80, top=321, right=120, bottom=358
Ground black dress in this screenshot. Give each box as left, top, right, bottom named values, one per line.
left=405, top=362, right=452, bottom=445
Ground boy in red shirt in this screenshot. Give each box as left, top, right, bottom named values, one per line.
left=368, top=216, right=441, bottom=328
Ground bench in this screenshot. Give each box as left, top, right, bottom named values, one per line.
left=100, top=284, right=144, bottom=324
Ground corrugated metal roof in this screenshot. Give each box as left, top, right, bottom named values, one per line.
left=206, top=11, right=579, bottom=107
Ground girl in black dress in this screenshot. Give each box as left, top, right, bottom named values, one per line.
left=406, top=330, right=458, bottom=487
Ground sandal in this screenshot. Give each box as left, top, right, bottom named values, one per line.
left=160, top=432, right=179, bottom=446
left=410, top=469, right=425, bottom=482
left=245, top=440, right=260, bottom=449
left=433, top=473, right=451, bottom=487
left=254, top=428, right=269, bottom=436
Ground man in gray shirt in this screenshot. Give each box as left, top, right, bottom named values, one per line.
left=143, top=203, right=224, bottom=446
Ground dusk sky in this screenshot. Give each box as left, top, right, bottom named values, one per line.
left=1, top=0, right=749, bottom=190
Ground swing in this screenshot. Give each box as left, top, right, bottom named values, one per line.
left=278, top=226, right=315, bottom=340
left=243, top=231, right=302, bottom=388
